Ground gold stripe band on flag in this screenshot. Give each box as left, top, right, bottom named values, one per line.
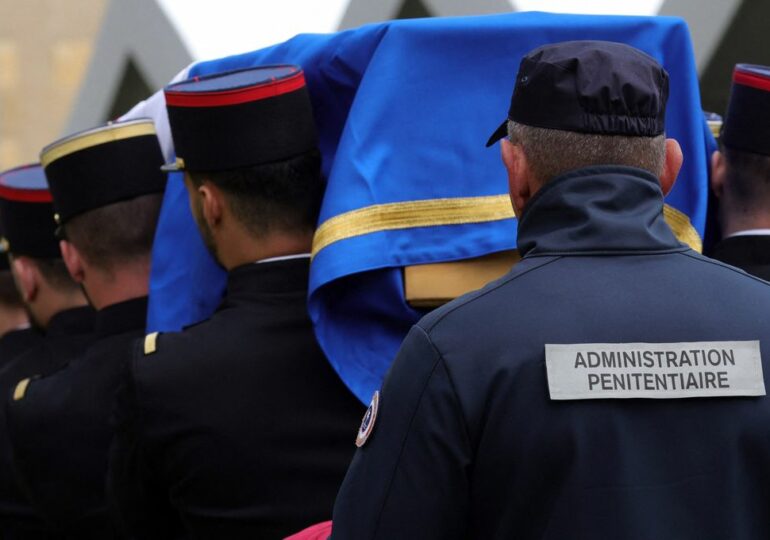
left=40, top=121, right=157, bottom=168
left=311, top=195, right=701, bottom=257
left=663, top=204, right=703, bottom=252
left=312, top=195, right=515, bottom=257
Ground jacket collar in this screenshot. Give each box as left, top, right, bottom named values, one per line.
left=93, top=296, right=148, bottom=338
left=46, top=305, right=95, bottom=337
left=517, top=166, right=684, bottom=257
left=223, top=258, right=310, bottom=306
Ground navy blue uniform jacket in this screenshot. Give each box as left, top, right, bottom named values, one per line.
left=0, top=306, right=94, bottom=539
left=0, top=328, right=43, bottom=371
left=710, top=235, right=770, bottom=282
left=108, top=259, right=363, bottom=539
left=7, top=297, right=148, bottom=538
left=332, top=166, right=770, bottom=540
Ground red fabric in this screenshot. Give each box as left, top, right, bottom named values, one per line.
left=283, top=520, right=333, bottom=540
left=0, top=185, right=52, bottom=203
left=734, top=69, right=770, bottom=93
left=165, top=72, right=306, bottom=107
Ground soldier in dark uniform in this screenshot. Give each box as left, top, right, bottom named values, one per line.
left=0, top=163, right=94, bottom=539
left=709, top=64, right=770, bottom=280
left=0, top=271, right=41, bottom=368
left=0, top=229, right=41, bottom=367
left=6, top=120, right=166, bottom=538
left=108, top=66, right=364, bottom=539
left=332, top=41, right=770, bottom=539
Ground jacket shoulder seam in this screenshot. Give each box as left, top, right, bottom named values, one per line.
left=679, top=251, right=770, bottom=287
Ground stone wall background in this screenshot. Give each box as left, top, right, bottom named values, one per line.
left=0, top=0, right=106, bottom=169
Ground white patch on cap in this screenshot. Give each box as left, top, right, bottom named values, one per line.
left=355, top=390, right=380, bottom=448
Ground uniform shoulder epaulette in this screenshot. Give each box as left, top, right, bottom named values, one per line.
left=13, top=377, right=33, bottom=401
left=143, top=332, right=160, bottom=355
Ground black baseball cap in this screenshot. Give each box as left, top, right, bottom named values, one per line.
left=486, top=40, right=669, bottom=146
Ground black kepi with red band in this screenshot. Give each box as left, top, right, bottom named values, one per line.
left=0, top=164, right=59, bottom=259
left=721, top=64, right=770, bottom=156
left=40, top=119, right=166, bottom=226
left=163, top=65, right=317, bottom=172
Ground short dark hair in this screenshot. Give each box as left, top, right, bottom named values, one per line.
left=62, top=193, right=163, bottom=271
left=188, top=150, right=323, bottom=236
left=508, top=121, right=666, bottom=185
left=29, top=257, right=81, bottom=294
left=721, top=145, right=770, bottom=208
left=0, top=270, right=23, bottom=308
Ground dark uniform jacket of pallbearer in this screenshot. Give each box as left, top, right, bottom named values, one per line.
left=0, top=328, right=43, bottom=370
left=710, top=235, right=770, bottom=282
left=7, top=297, right=148, bottom=539
left=109, top=259, right=364, bottom=539
left=0, top=306, right=94, bottom=539
left=332, top=166, right=770, bottom=540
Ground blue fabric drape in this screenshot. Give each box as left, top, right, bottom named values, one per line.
left=147, top=13, right=710, bottom=404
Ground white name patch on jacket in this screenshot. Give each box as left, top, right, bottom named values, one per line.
left=545, top=341, right=765, bottom=400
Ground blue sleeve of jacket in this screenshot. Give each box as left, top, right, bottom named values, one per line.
left=331, top=325, right=472, bottom=539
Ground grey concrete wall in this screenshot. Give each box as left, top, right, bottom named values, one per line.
left=659, top=0, right=741, bottom=72
left=339, top=0, right=513, bottom=30
left=65, top=0, right=192, bottom=133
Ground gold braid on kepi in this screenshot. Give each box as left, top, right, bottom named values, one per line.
left=40, top=119, right=166, bottom=226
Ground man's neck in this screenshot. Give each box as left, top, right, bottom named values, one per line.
left=34, top=292, right=89, bottom=329
left=718, top=190, right=770, bottom=237
left=217, top=230, right=314, bottom=271
left=83, top=266, right=150, bottom=311
left=720, top=212, right=770, bottom=239
left=0, top=305, right=29, bottom=335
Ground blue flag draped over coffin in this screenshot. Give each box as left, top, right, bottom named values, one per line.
left=147, top=12, right=711, bottom=404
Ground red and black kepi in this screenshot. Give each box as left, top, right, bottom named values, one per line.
left=40, top=119, right=166, bottom=226
left=721, top=64, right=770, bottom=156
left=163, top=65, right=318, bottom=172
left=0, top=163, right=59, bottom=259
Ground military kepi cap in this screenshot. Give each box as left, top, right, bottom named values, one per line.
left=721, top=64, right=770, bottom=156
left=486, top=40, right=669, bottom=146
left=163, top=65, right=317, bottom=172
left=40, top=119, right=166, bottom=225
left=0, top=164, right=59, bottom=258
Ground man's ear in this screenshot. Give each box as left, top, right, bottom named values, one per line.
left=183, top=173, right=202, bottom=213
left=60, top=240, right=85, bottom=284
left=501, top=139, right=532, bottom=217
left=10, top=256, right=38, bottom=303
left=659, top=138, right=684, bottom=197
left=199, top=182, right=225, bottom=229
left=710, top=149, right=726, bottom=199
